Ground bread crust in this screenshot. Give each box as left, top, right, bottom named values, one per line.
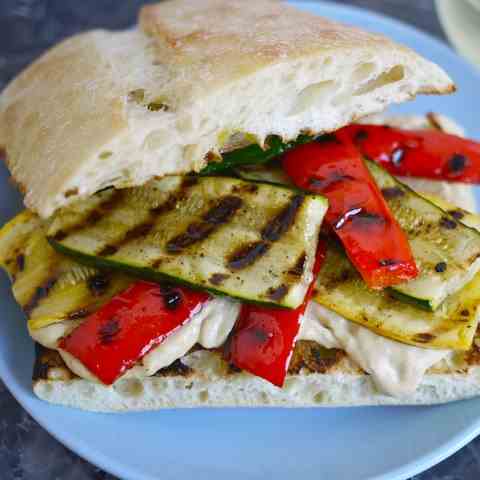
left=32, top=342, right=480, bottom=412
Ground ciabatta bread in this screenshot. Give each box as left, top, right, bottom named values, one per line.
left=0, top=0, right=453, bottom=217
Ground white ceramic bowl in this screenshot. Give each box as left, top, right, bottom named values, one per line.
left=436, top=0, right=480, bottom=69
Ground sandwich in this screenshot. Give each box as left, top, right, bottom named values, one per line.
left=1, top=0, right=480, bottom=412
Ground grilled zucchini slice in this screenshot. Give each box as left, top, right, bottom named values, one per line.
left=237, top=160, right=480, bottom=310
left=366, top=160, right=480, bottom=310
left=47, top=176, right=328, bottom=308
left=0, top=212, right=132, bottom=330
left=419, top=193, right=480, bottom=231
left=314, top=238, right=480, bottom=350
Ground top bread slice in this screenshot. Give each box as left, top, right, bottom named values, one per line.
left=0, top=0, right=454, bottom=217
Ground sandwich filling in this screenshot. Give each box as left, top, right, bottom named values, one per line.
left=1, top=115, right=480, bottom=399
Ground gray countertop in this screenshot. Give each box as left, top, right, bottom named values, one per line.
left=1, top=1, right=480, bottom=479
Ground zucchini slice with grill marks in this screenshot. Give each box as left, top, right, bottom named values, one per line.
left=366, top=160, right=480, bottom=310
left=314, top=238, right=480, bottom=350
left=47, top=176, right=328, bottom=308
left=419, top=193, right=480, bottom=231
left=237, top=160, right=480, bottom=311
left=0, top=212, right=132, bottom=330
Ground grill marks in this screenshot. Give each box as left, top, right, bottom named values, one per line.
left=334, top=208, right=386, bottom=231
left=166, top=195, right=243, bottom=254
left=66, top=308, right=90, bottom=320
left=16, top=254, right=25, bottom=272
left=228, top=241, right=270, bottom=270
left=23, top=271, right=109, bottom=317
left=440, top=216, right=458, bottom=230
left=413, top=332, right=436, bottom=344
left=288, top=253, right=306, bottom=277
left=261, top=195, right=304, bottom=242
left=209, top=273, right=230, bottom=286
left=48, top=177, right=319, bottom=307
left=96, top=181, right=196, bottom=257
left=448, top=154, right=469, bottom=175
left=381, top=186, right=405, bottom=200
left=23, top=277, right=57, bottom=315
left=98, top=317, right=121, bottom=344
left=309, top=173, right=354, bottom=191
left=97, top=222, right=155, bottom=257
left=266, top=284, right=289, bottom=302
left=52, top=190, right=125, bottom=242
left=228, top=195, right=305, bottom=271
left=159, top=285, right=183, bottom=310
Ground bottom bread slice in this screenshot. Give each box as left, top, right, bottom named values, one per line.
left=32, top=341, right=480, bottom=412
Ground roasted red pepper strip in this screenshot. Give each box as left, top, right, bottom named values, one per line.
left=225, top=244, right=326, bottom=387
left=282, top=137, right=418, bottom=289
left=337, top=124, right=480, bottom=183
left=60, top=281, right=210, bottom=385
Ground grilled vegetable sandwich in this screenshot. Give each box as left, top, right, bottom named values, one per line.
left=1, top=0, right=480, bottom=411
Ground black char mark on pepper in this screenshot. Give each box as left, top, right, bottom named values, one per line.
left=160, top=285, right=183, bottom=310
left=23, top=277, right=57, bottom=314
left=391, top=147, right=405, bottom=167
left=353, top=129, right=369, bottom=143
left=435, top=261, right=447, bottom=273
left=381, top=186, right=405, bottom=200
left=448, top=154, right=469, bottom=175
left=309, top=173, right=355, bottom=191
left=315, top=133, right=341, bottom=144
left=253, top=328, right=271, bottom=343
left=379, top=259, right=397, bottom=267
left=334, top=208, right=386, bottom=231
left=98, top=317, right=121, bottom=344
left=87, top=273, right=110, bottom=296
left=166, top=195, right=243, bottom=253
left=352, top=212, right=387, bottom=227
